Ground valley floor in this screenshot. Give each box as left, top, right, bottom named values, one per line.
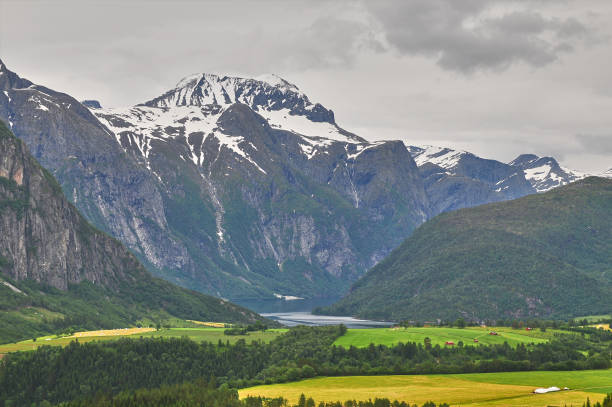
left=239, top=370, right=612, bottom=406
left=0, top=325, right=556, bottom=354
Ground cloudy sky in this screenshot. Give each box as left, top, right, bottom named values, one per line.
left=1, top=0, right=611, bottom=173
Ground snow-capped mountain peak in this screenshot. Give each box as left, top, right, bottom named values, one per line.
left=144, top=72, right=313, bottom=115
left=90, top=71, right=367, bottom=176
left=508, top=154, right=586, bottom=192
left=138, top=71, right=364, bottom=142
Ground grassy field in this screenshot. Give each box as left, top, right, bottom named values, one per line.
left=239, top=370, right=612, bottom=407
left=593, top=324, right=612, bottom=332
left=333, top=326, right=564, bottom=348
left=137, top=327, right=286, bottom=344
left=0, top=327, right=287, bottom=353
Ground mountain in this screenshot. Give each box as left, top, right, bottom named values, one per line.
left=320, top=177, right=612, bottom=321
left=600, top=168, right=612, bottom=178
left=0, top=120, right=263, bottom=343
left=407, top=145, right=535, bottom=214
left=1, top=58, right=590, bottom=302
left=509, top=154, right=586, bottom=192
left=0, top=59, right=430, bottom=299
left=89, top=73, right=430, bottom=298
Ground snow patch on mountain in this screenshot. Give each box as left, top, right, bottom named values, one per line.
left=346, top=142, right=385, bottom=161
left=259, top=108, right=354, bottom=143
left=212, top=129, right=267, bottom=174
left=28, top=93, right=59, bottom=111
left=406, top=144, right=468, bottom=171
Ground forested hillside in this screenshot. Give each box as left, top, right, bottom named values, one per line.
left=321, top=177, right=612, bottom=321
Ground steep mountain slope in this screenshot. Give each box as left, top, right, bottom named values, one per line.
left=0, top=59, right=430, bottom=299
left=0, top=59, right=188, bottom=292
left=407, top=145, right=535, bottom=214
left=0, top=120, right=263, bottom=343
left=509, top=154, right=586, bottom=192
left=321, top=177, right=612, bottom=321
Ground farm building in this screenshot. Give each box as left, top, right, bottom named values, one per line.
left=533, top=387, right=560, bottom=394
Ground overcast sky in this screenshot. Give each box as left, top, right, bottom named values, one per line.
left=1, top=0, right=611, bottom=173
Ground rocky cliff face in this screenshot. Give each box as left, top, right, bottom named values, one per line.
left=0, top=120, right=145, bottom=289
left=0, top=59, right=188, bottom=287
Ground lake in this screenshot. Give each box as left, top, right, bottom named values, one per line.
left=233, top=297, right=392, bottom=328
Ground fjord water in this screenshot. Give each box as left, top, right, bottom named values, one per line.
left=233, top=298, right=392, bottom=328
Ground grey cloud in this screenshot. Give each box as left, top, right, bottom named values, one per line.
left=575, top=134, right=612, bottom=154
left=275, top=17, right=384, bottom=71
left=365, top=0, right=589, bottom=73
